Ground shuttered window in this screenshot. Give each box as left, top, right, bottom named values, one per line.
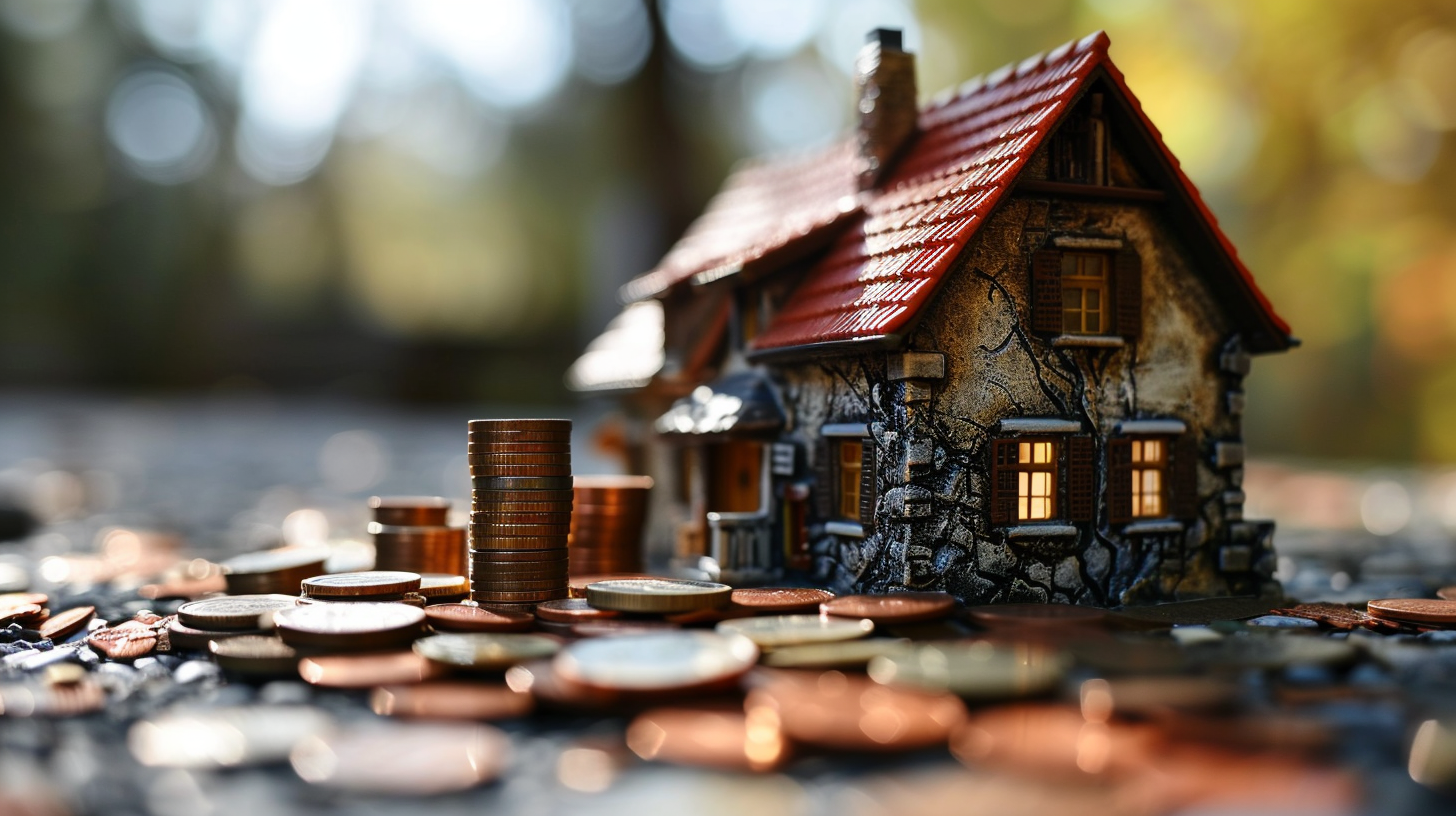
left=837, top=440, right=862, bottom=520
left=812, top=438, right=833, bottom=519
left=1029, top=244, right=1141, bottom=339
left=1170, top=435, right=1200, bottom=519
left=990, top=439, right=1058, bottom=522
left=1067, top=436, right=1095, bottom=522
left=859, top=440, right=878, bottom=525
left=1107, top=438, right=1134, bottom=524
left=1111, top=434, right=1199, bottom=524
left=1114, top=245, right=1142, bottom=339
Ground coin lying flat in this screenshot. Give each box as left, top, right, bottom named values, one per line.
left=821, top=593, right=958, bottom=625
left=950, top=704, right=1157, bottom=780
left=716, top=615, right=874, bottom=648
left=534, top=598, right=620, bottom=624
left=167, top=618, right=267, bottom=651
left=369, top=495, right=451, bottom=527
left=290, top=723, right=510, bottom=795
left=88, top=619, right=162, bottom=661
left=302, top=571, right=422, bottom=598
left=273, top=603, right=426, bottom=651
left=298, top=651, right=443, bottom=688
left=417, top=574, right=470, bottom=602
left=1367, top=598, right=1456, bottom=626
left=177, top=595, right=298, bottom=631
left=37, top=606, right=94, bottom=642
left=371, top=682, right=534, bottom=721
left=129, top=706, right=332, bottom=769
left=425, top=604, right=535, bottom=633
left=747, top=669, right=967, bottom=752
left=868, top=641, right=1066, bottom=700
left=627, top=706, right=788, bottom=772
left=729, top=588, right=835, bottom=614
left=415, top=633, right=561, bottom=672
left=209, top=636, right=301, bottom=678
left=585, top=578, right=732, bottom=614
left=760, top=638, right=915, bottom=670
left=554, top=632, right=758, bottom=692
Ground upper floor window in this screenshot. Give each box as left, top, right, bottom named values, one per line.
left=1061, top=253, right=1109, bottom=335
left=1051, top=92, right=1107, bottom=185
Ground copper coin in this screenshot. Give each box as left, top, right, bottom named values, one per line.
left=427, top=603, right=536, bottom=633
left=0, top=592, right=48, bottom=608
left=747, top=669, right=967, bottom=751
left=467, top=451, right=572, bottom=463
left=369, top=496, right=451, bottom=527
left=571, top=620, right=680, bottom=638
left=0, top=603, right=43, bottom=626
left=663, top=605, right=756, bottom=626
left=167, top=618, right=267, bottom=650
left=472, top=552, right=569, bottom=565
left=950, top=704, right=1157, bottom=779
left=568, top=573, right=655, bottom=596
left=1438, top=587, right=1456, bottom=602
left=471, top=476, right=574, bottom=491
left=299, top=651, right=444, bottom=688
left=372, top=682, right=534, bottom=721
left=535, top=598, right=620, bottom=623
left=467, top=418, right=571, bottom=431
left=471, top=522, right=573, bottom=536
left=469, top=466, right=573, bottom=478
left=273, top=603, right=427, bottom=651
left=302, top=571, right=422, bottom=598
left=139, top=574, right=229, bottom=600
left=627, top=706, right=788, bottom=772
left=369, top=524, right=465, bottom=543
left=209, top=635, right=300, bottom=677
left=470, top=511, right=573, bottom=526
left=468, top=536, right=569, bottom=551
left=471, top=557, right=570, bottom=571
left=821, top=592, right=958, bottom=624
left=968, top=603, right=1107, bottom=627
left=470, top=575, right=571, bottom=589
left=223, top=547, right=329, bottom=580
left=291, top=723, right=510, bottom=795
left=466, top=441, right=572, bottom=453
left=88, top=620, right=159, bottom=660
left=38, top=606, right=94, bottom=641
left=417, top=573, right=470, bottom=599
left=573, top=475, right=653, bottom=489
left=1367, top=598, right=1456, bottom=625
left=471, top=589, right=569, bottom=604
left=504, top=660, right=622, bottom=711
left=730, top=588, right=835, bottom=614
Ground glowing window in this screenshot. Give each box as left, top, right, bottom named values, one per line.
left=1013, top=440, right=1057, bottom=521
left=1130, top=438, right=1166, bottom=518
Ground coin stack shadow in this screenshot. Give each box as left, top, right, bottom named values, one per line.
left=369, top=496, right=466, bottom=576
left=568, top=475, right=651, bottom=576
left=467, top=419, right=572, bottom=607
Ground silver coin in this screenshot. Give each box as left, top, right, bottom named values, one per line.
left=716, top=614, right=875, bottom=648
left=554, top=631, right=759, bottom=691
left=414, top=633, right=560, bottom=671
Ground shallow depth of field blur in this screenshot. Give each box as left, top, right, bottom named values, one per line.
left=3, top=0, right=1456, bottom=469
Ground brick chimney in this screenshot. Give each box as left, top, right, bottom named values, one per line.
left=855, top=28, right=917, bottom=190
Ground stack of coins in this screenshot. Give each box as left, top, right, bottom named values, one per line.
left=369, top=496, right=467, bottom=576
left=222, top=547, right=329, bottom=595
left=568, top=476, right=652, bottom=576
left=468, top=419, right=572, bottom=607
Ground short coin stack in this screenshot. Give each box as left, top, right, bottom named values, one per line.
left=369, top=496, right=466, bottom=576
left=467, top=419, right=572, bottom=607
left=568, top=476, right=651, bottom=576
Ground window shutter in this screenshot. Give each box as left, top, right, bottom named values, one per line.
left=812, top=438, right=833, bottom=519
left=1107, top=438, right=1134, bottom=524
left=858, top=439, right=877, bottom=525
left=1031, top=248, right=1063, bottom=334
left=1067, top=435, right=1095, bottom=522
left=1170, top=435, right=1200, bottom=519
left=989, top=439, right=1019, bottom=525
left=1114, top=245, right=1142, bottom=339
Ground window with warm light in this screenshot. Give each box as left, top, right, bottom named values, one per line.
left=837, top=439, right=863, bottom=520
left=1130, top=438, right=1166, bottom=517
left=1010, top=440, right=1057, bottom=521
left=1061, top=252, right=1109, bottom=335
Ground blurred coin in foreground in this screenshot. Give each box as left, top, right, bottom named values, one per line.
left=129, top=706, right=332, bottom=769
left=209, top=636, right=300, bottom=678
left=177, top=595, right=297, bottom=631
left=554, top=631, right=758, bottom=692
left=967, top=603, right=1107, bottom=628
left=415, top=633, right=561, bottom=672
left=821, top=593, right=957, bottom=625
left=585, top=578, right=732, bottom=614
left=748, top=669, right=966, bottom=752
left=868, top=641, right=1066, bottom=700
left=535, top=598, right=620, bottom=624
left=760, top=638, right=914, bottom=670
left=298, top=651, right=443, bottom=688
left=290, top=723, right=509, bottom=795
left=426, top=603, right=535, bottom=633
left=716, top=615, right=874, bottom=648
left=628, top=706, right=788, bottom=772
left=273, top=603, right=426, bottom=652
left=372, top=682, right=534, bottom=721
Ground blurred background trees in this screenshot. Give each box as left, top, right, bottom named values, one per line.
left=1, top=0, right=1455, bottom=463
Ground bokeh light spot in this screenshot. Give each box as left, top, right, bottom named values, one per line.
left=105, top=69, right=216, bottom=185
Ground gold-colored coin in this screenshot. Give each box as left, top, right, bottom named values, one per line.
left=585, top=578, right=731, bottom=614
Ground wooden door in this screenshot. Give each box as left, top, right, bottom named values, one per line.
left=707, top=441, right=762, bottom=513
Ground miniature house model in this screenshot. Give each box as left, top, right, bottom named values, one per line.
left=569, top=30, right=1293, bottom=605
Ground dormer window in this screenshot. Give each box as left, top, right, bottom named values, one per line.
left=1051, top=92, right=1107, bottom=185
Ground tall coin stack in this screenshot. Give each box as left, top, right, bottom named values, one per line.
left=368, top=496, right=467, bottom=577
left=467, top=419, right=572, bottom=606
left=568, top=475, right=652, bottom=576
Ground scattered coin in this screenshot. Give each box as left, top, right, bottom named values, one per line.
left=167, top=618, right=266, bottom=651
left=302, top=571, right=422, bottom=598
left=0, top=603, right=42, bottom=627
left=290, top=723, right=510, bottom=795
left=729, top=587, right=835, bottom=614
left=1273, top=602, right=1404, bottom=634
left=298, top=651, right=444, bottom=688
left=585, top=578, right=733, bottom=614
left=554, top=632, right=758, bottom=692
left=426, top=604, right=535, bottom=633
left=967, top=603, right=1107, bottom=627
left=1410, top=719, right=1456, bottom=790
left=209, top=636, right=300, bottom=678
left=535, top=598, right=620, bottom=624
left=273, top=603, right=426, bottom=652
left=176, top=595, right=297, bottom=631
left=371, top=682, right=534, bottom=721
left=821, top=593, right=957, bottom=625
left=129, top=706, right=332, bottom=769
left=748, top=669, right=967, bottom=752
left=868, top=641, right=1066, bottom=700
left=627, top=706, right=788, bottom=772
left=950, top=704, right=1157, bottom=779
left=716, top=615, right=875, bottom=648
left=760, top=638, right=915, bottom=670
left=1367, top=598, right=1456, bottom=627
left=415, top=633, right=561, bottom=672
left=87, top=619, right=161, bottom=661
left=1080, top=676, right=1240, bottom=717
left=417, top=574, right=470, bottom=603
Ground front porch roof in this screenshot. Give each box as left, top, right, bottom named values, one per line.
left=654, top=371, right=785, bottom=437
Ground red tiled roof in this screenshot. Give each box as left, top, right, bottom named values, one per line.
left=750, top=31, right=1292, bottom=354
left=618, top=139, right=863, bottom=304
